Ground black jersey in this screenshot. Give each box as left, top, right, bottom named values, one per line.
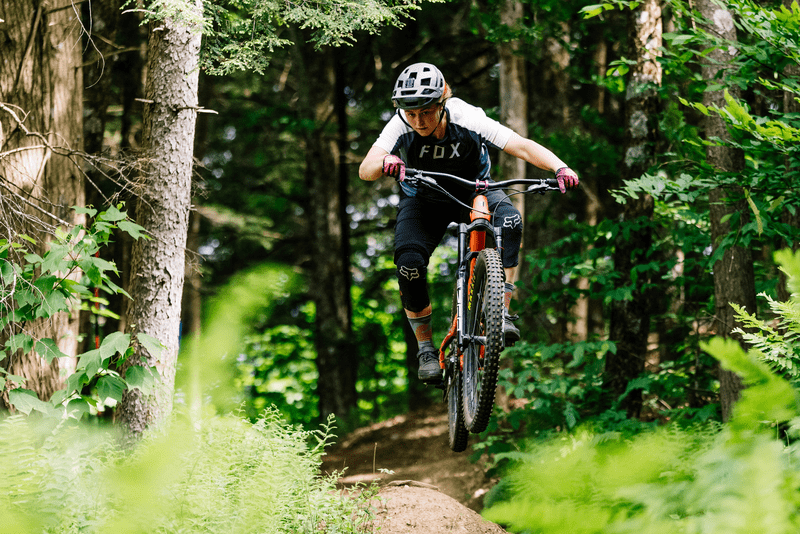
left=373, top=98, right=514, bottom=198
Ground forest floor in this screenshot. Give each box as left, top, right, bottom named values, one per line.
left=320, top=402, right=509, bottom=533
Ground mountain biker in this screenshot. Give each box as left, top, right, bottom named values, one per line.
left=358, top=62, right=579, bottom=384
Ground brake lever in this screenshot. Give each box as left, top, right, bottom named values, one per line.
left=526, top=182, right=550, bottom=194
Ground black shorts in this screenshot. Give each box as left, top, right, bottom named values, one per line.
left=393, top=189, right=522, bottom=268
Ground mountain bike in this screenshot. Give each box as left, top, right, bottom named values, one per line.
left=402, top=168, right=560, bottom=452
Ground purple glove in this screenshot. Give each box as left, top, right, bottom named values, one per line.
left=383, top=155, right=406, bottom=181
left=555, top=167, right=579, bottom=193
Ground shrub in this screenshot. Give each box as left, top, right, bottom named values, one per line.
left=1, top=409, right=378, bottom=534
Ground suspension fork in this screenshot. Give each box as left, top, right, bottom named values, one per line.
left=439, top=194, right=494, bottom=367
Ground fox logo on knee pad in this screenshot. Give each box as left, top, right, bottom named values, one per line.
left=503, top=215, right=521, bottom=228
left=399, top=266, right=421, bottom=280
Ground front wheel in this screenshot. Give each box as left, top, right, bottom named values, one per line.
left=462, top=248, right=505, bottom=434
left=446, top=352, right=469, bottom=452
left=446, top=287, right=468, bottom=452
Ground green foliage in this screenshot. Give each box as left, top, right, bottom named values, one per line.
left=472, top=338, right=618, bottom=467
left=483, top=337, right=800, bottom=533
left=731, top=249, right=800, bottom=381
left=200, top=0, right=428, bottom=75
left=580, top=1, right=642, bottom=19
left=497, top=339, right=614, bottom=431
left=0, top=206, right=160, bottom=418
left=0, top=409, right=379, bottom=534
left=236, top=307, right=320, bottom=426
left=178, top=263, right=302, bottom=417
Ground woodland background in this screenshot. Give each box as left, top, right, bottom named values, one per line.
left=1, top=0, right=800, bottom=511
left=4, top=0, right=800, bottom=531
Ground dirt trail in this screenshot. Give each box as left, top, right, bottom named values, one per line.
left=321, top=403, right=509, bottom=533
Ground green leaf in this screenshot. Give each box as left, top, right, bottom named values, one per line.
left=36, top=286, right=69, bottom=318
left=5, top=333, right=35, bottom=354
left=137, top=333, right=165, bottom=361
left=0, top=259, right=14, bottom=284
left=97, top=375, right=127, bottom=402
left=65, top=370, right=88, bottom=394
left=74, top=206, right=98, bottom=217
left=118, top=220, right=149, bottom=240
left=9, top=388, right=53, bottom=415
left=40, top=244, right=72, bottom=274
left=83, top=261, right=103, bottom=286
left=65, top=397, right=92, bottom=418
left=701, top=337, right=796, bottom=432
left=125, top=365, right=157, bottom=394
left=743, top=190, right=763, bottom=235
left=664, top=32, right=693, bottom=45
left=568, top=344, right=586, bottom=368
left=98, top=205, right=127, bottom=222
left=77, top=348, right=102, bottom=374
left=99, top=332, right=131, bottom=360
left=579, top=4, right=606, bottom=18
left=36, top=338, right=69, bottom=363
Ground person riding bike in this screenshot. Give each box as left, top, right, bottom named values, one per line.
left=358, top=62, right=579, bottom=384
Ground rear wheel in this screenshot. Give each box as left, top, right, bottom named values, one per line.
left=462, top=248, right=505, bottom=434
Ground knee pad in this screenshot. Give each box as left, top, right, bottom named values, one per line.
left=395, top=248, right=430, bottom=313
left=495, top=204, right=522, bottom=267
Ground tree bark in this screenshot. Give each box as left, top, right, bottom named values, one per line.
left=118, top=2, right=202, bottom=435
left=696, top=0, right=755, bottom=422
left=495, top=0, right=528, bottom=413
left=293, top=41, right=357, bottom=422
left=498, top=0, right=528, bottom=285
left=0, top=0, right=84, bottom=405
left=605, top=0, right=661, bottom=417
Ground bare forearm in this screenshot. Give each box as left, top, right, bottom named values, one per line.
left=359, top=146, right=389, bottom=181
left=504, top=133, right=568, bottom=173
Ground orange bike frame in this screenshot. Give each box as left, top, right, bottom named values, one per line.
left=438, top=194, right=492, bottom=369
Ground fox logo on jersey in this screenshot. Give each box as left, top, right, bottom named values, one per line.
left=418, top=143, right=461, bottom=160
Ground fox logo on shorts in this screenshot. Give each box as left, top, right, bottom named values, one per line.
left=503, top=215, right=521, bottom=228
left=399, top=266, right=420, bottom=281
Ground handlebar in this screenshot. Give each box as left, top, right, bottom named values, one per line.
left=404, top=168, right=561, bottom=194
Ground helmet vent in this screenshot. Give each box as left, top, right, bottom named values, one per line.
left=391, top=63, right=445, bottom=110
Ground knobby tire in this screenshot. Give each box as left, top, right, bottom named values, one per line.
left=447, top=351, right=469, bottom=452
left=462, top=248, right=505, bottom=434
left=447, top=288, right=469, bottom=452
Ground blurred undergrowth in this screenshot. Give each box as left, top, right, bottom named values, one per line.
left=0, top=263, right=381, bottom=533
left=0, top=409, right=380, bottom=533
left=482, top=249, right=800, bottom=533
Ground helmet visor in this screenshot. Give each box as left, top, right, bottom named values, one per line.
left=392, top=95, right=440, bottom=110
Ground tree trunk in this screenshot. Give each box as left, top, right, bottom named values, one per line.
left=0, top=0, right=84, bottom=405
left=495, top=0, right=528, bottom=412
left=605, top=0, right=662, bottom=417
left=118, top=2, right=202, bottom=435
left=498, top=0, right=528, bottom=284
left=293, top=41, right=357, bottom=422
left=696, top=0, right=755, bottom=422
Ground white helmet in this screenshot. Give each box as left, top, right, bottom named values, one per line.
left=391, top=63, right=445, bottom=110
